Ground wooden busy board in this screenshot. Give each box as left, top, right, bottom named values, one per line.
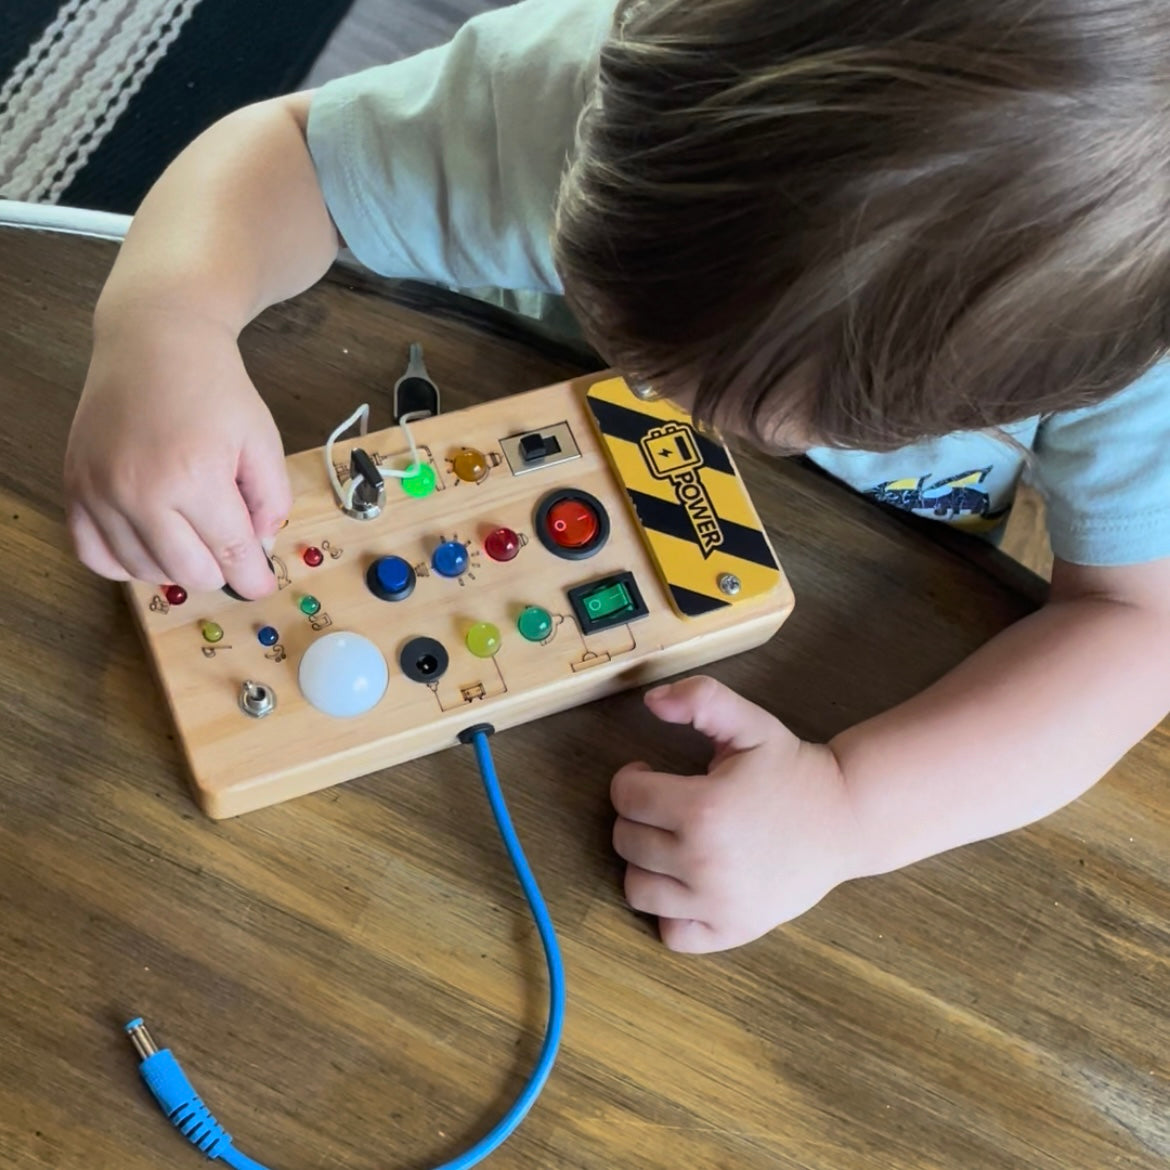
left=126, top=374, right=794, bottom=818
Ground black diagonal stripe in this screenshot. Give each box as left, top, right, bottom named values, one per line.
left=670, top=585, right=731, bottom=616
left=626, top=489, right=778, bottom=568
left=587, top=396, right=735, bottom=476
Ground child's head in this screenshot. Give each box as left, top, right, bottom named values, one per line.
left=553, top=0, right=1170, bottom=450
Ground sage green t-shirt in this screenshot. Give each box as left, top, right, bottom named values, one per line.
left=307, top=0, right=1170, bottom=567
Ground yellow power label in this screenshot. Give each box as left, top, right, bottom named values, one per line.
left=584, top=377, right=781, bottom=618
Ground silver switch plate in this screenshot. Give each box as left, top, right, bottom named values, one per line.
left=499, top=421, right=581, bottom=476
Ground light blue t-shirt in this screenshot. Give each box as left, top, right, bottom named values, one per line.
left=306, top=0, right=1170, bottom=568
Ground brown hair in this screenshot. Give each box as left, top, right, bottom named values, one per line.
left=553, top=0, right=1170, bottom=449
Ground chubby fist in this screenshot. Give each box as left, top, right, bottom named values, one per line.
left=611, top=676, right=859, bottom=953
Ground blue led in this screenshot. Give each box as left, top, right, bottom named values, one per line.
left=431, top=539, right=469, bottom=579
left=257, top=625, right=279, bottom=646
left=366, top=554, right=416, bottom=602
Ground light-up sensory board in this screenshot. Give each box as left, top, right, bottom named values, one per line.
left=126, top=374, right=795, bottom=818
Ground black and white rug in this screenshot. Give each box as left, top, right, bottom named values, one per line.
left=0, top=0, right=354, bottom=214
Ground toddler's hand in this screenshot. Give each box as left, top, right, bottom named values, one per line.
left=611, top=676, right=859, bottom=953
left=64, top=306, right=290, bottom=599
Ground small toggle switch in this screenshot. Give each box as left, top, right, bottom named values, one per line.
left=238, top=680, right=276, bottom=718
left=344, top=448, right=386, bottom=521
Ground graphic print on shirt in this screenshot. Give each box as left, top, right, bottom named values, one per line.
left=865, top=467, right=1010, bottom=531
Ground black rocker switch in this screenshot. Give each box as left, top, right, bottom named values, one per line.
left=520, top=432, right=561, bottom=463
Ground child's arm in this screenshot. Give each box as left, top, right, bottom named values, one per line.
left=611, top=555, right=1170, bottom=953
left=65, top=94, right=338, bottom=600
left=95, top=93, right=337, bottom=330
left=832, top=556, right=1170, bottom=873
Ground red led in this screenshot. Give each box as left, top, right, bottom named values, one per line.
left=303, top=546, right=324, bottom=567
left=163, top=584, right=187, bottom=606
left=546, top=499, right=599, bottom=548
left=484, top=526, right=521, bottom=562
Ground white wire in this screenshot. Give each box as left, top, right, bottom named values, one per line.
left=323, top=403, right=426, bottom=511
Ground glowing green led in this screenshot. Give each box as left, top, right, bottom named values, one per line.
left=516, top=606, right=552, bottom=643
left=400, top=462, right=436, bottom=498
left=299, top=594, right=321, bottom=616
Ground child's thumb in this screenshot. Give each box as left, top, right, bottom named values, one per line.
left=643, top=675, right=777, bottom=753
left=237, top=433, right=292, bottom=546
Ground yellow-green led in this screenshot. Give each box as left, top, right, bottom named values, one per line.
left=400, top=462, right=436, bottom=498
left=299, top=594, right=321, bottom=616
left=516, top=606, right=552, bottom=643
left=466, top=621, right=502, bottom=658
left=201, top=621, right=224, bottom=644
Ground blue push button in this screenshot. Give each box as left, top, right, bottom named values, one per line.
left=431, top=540, right=469, bottom=579
left=366, top=555, right=416, bottom=602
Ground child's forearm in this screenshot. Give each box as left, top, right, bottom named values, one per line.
left=831, top=572, right=1170, bottom=876
left=95, top=94, right=338, bottom=334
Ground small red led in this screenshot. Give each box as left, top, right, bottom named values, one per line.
left=163, top=584, right=187, bottom=606
left=303, top=546, right=325, bottom=567
left=546, top=499, right=598, bottom=549
left=484, top=526, right=521, bottom=562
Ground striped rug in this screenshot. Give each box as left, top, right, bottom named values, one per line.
left=0, top=0, right=354, bottom=213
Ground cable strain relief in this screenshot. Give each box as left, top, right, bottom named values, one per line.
left=457, top=723, right=496, bottom=744
left=172, top=1098, right=232, bottom=1157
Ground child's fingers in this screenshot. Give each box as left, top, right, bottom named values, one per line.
left=88, top=503, right=169, bottom=586
left=134, top=509, right=228, bottom=595
left=612, top=816, right=682, bottom=878
left=645, top=675, right=778, bottom=752
left=611, top=762, right=699, bottom=830
left=622, top=864, right=695, bottom=920
left=67, top=502, right=131, bottom=581
left=182, top=487, right=278, bottom=601
left=236, top=430, right=292, bottom=541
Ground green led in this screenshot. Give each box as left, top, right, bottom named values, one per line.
left=516, top=606, right=553, bottom=643
left=584, top=582, right=633, bottom=619
left=299, top=594, right=321, bottom=616
left=400, top=462, right=436, bottom=498
left=466, top=621, right=502, bottom=658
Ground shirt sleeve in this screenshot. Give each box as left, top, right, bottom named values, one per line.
left=1033, top=359, right=1170, bottom=566
left=305, top=0, right=615, bottom=291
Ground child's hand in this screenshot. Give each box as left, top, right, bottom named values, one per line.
left=611, top=676, right=859, bottom=953
left=64, top=307, right=290, bottom=599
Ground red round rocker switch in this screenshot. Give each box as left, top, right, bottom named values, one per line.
left=534, top=490, right=609, bottom=559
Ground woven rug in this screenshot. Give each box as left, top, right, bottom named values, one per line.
left=0, top=0, right=354, bottom=213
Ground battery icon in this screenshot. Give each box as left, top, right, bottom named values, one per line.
left=640, top=422, right=703, bottom=478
